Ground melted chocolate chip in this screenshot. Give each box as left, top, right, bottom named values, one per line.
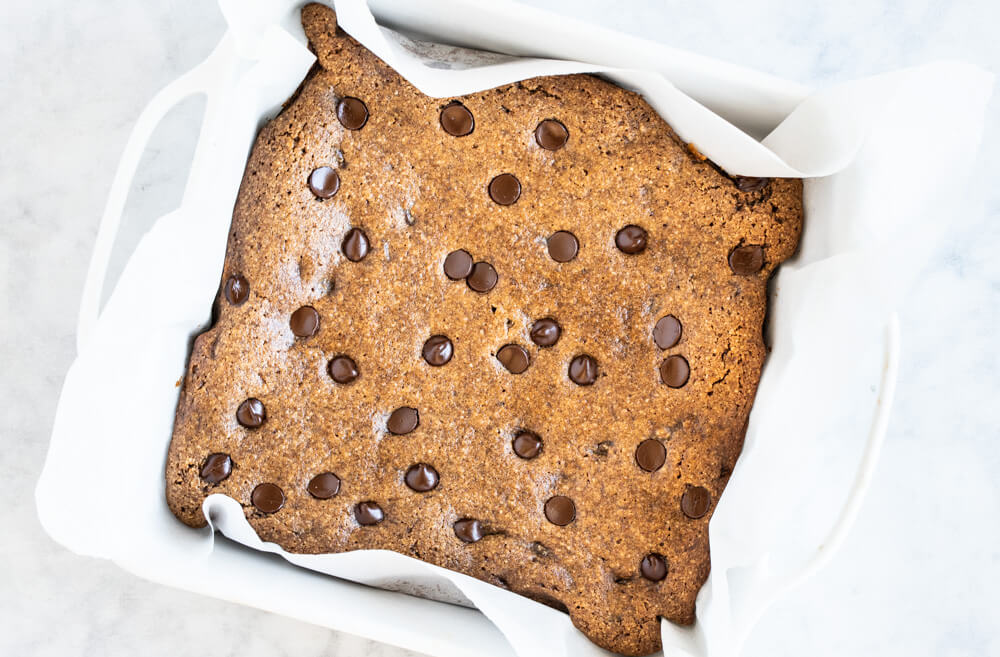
left=342, top=228, right=370, bottom=262
left=422, top=335, right=453, bottom=366
left=660, top=355, right=690, bottom=388
left=440, top=102, right=474, bottom=136
left=336, top=97, right=369, bottom=130
left=454, top=518, right=484, bottom=543
left=289, top=305, right=320, bottom=337
left=733, top=176, right=770, bottom=192
left=547, top=231, right=579, bottom=262
left=387, top=406, right=419, bottom=435
left=635, top=439, right=666, bottom=472
left=200, top=453, right=232, bottom=484
left=307, top=472, right=341, bottom=499
left=535, top=119, right=569, bottom=150
left=236, top=398, right=265, bottom=428
left=328, top=355, right=359, bottom=384
left=729, top=244, right=764, bottom=275
left=355, top=501, right=385, bottom=525
left=653, top=315, right=682, bottom=349
left=615, top=225, right=648, bottom=254
left=568, top=355, right=598, bottom=386
left=251, top=483, right=285, bottom=513
left=544, top=495, right=576, bottom=526
left=512, top=431, right=543, bottom=459
left=444, top=249, right=473, bottom=280
left=488, top=173, right=521, bottom=205
left=466, top=262, right=498, bottom=292
left=681, top=485, right=712, bottom=519
left=404, top=463, right=439, bottom=492
left=497, top=344, right=530, bottom=374
left=308, top=166, right=340, bottom=199
left=529, top=318, right=561, bottom=347
left=224, top=275, right=249, bottom=305
left=640, top=554, right=668, bottom=581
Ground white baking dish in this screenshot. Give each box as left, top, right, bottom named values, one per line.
left=36, top=1, right=992, bottom=655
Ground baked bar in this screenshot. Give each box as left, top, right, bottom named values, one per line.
left=166, top=5, right=803, bottom=654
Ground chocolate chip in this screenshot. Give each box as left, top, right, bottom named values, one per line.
left=568, top=355, right=598, bottom=386
left=200, top=453, right=232, bottom=484
left=547, top=231, right=579, bottom=262
left=251, top=483, right=285, bottom=513
left=422, top=335, right=453, bottom=366
left=615, top=225, right=648, bottom=254
left=640, top=554, right=668, bottom=581
left=387, top=406, right=419, bottom=435
left=544, top=495, right=576, bottom=526
left=535, top=119, right=568, bottom=150
left=733, top=176, right=770, bottom=192
left=635, top=439, right=666, bottom=472
left=224, top=275, right=249, bottom=305
left=308, top=166, right=340, bottom=199
left=440, top=102, right=474, bottom=136
left=488, top=173, right=520, bottom=205
left=354, top=501, right=384, bottom=525
left=660, top=355, right=690, bottom=388
left=467, top=262, right=498, bottom=293
left=728, top=245, right=764, bottom=275
left=336, top=97, right=369, bottom=130
left=681, top=485, right=712, bottom=519
left=653, top=315, right=682, bottom=349
left=454, top=518, right=484, bottom=543
left=307, top=472, right=341, bottom=499
left=237, top=398, right=266, bottom=428
left=444, top=249, right=473, bottom=280
left=512, top=431, right=542, bottom=459
left=529, top=318, right=561, bottom=347
left=290, top=305, right=320, bottom=337
left=497, top=344, right=530, bottom=374
left=328, top=355, right=359, bottom=384
left=342, top=228, right=370, bottom=262
left=404, top=463, right=439, bottom=492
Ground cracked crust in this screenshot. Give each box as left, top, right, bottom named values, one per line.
left=165, top=4, right=803, bottom=655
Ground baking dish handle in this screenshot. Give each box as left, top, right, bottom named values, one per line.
left=727, top=313, right=901, bottom=656
left=75, top=56, right=218, bottom=355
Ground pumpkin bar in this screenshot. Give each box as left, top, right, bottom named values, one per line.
left=165, top=4, right=803, bottom=655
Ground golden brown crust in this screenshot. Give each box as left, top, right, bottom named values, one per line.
left=166, top=5, right=802, bottom=654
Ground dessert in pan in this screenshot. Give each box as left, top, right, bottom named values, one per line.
left=166, top=4, right=803, bottom=654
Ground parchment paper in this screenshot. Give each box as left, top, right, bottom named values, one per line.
left=37, top=1, right=993, bottom=656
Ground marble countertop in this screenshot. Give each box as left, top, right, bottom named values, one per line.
left=3, top=1, right=998, bottom=655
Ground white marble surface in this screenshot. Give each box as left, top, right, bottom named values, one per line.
left=3, top=0, right=998, bottom=655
